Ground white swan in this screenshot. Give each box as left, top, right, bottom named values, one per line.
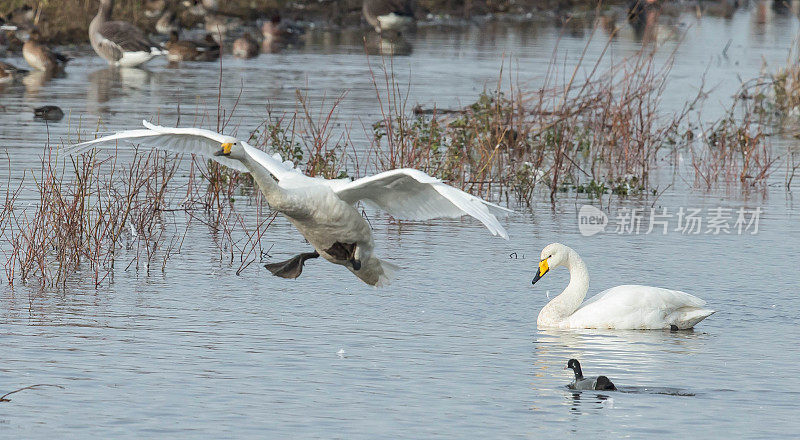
left=72, top=121, right=512, bottom=286
left=531, top=243, right=714, bottom=329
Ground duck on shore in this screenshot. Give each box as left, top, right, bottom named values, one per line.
left=155, top=10, right=181, bottom=35
left=232, top=32, right=258, bottom=58
left=144, top=0, right=167, bottom=18
left=22, top=29, right=69, bottom=71
left=196, top=34, right=220, bottom=61
left=165, top=31, right=199, bottom=62
left=0, top=61, right=28, bottom=84
left=261, top=15, right=304, bottom=46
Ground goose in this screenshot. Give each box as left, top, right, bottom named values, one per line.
left=22, top=29, right=69, bottom=71
left=0, top=61, right=27, bottom=84
left=532, top=243, right=715, bottom=329
left=565, top=359, right=617, bottom=391
left=89, top=0, right=165, bottom=67
left=72, top=121, right=512, bottom=286
left=232, top=32, right=258, bottom=58
left=362, top=0, right=416, bottom=33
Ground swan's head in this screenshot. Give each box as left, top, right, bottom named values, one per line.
left=532, top=242, right=570, bottom=285
left=565, top=358, right=583, bottom=379
left=213, top=138, right=244, bottom=159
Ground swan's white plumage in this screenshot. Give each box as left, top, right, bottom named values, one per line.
left=334, top=169, right=511, bottom=238
left=535, top=243, right=714, bottom=329
left=71, top=121, right=511, bottom=285
left=564, top=285, right=712, bottom=330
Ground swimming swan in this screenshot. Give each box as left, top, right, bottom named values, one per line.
left=531, top=243, right=714, bottom=329
left=565, top=359, right=616, bottom=391
left=72, top=121, right=512, bottom=286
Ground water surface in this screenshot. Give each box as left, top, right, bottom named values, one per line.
left=1, top=5, right=799, bottom=438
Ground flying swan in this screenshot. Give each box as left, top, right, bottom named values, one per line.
left=531, top=243, right=714, bottom=329
left=72, top=121, right=512, bottom=286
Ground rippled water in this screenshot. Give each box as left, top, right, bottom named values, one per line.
left=2, top=5, right=800, bottom=438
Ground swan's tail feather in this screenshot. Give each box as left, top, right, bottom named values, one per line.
left=673, top=308, right=715, bottom=329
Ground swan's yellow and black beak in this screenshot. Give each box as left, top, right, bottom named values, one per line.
left=532, top=259, right=549, bottom=285
left=214, top=142, right=233, bottom=156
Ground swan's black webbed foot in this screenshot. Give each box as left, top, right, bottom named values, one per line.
left=670, top=325, right=679, bottom=331
left=264, top=251, right=320, bottom=279
left=325, top=242, right=361, bottom=270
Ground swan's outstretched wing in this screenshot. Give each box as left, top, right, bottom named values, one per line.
left=71, top=121, right=249, bottom=172
left=71, top=121, right=301, bottom=180
left=333, top=168, right=512, bottom=238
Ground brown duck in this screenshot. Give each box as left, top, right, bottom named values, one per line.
left=22, top=29, right=69, bottom=71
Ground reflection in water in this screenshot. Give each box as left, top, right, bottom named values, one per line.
left=616, top=386, right=696, bottom=396
left=23, top=69, right=58, bottom=95
left=364, top=32, right=413, bottom=56
left=536, top=327, right=708, bottom=356
left=568, top=390, right=615, bottom=413
left=566, top=386, right=695, bottom=413
left=87, top=67, right=153, bottom=113
left=627, top=1, right=682, bottom=45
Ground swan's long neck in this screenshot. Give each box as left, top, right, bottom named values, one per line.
left=240, top=154, right=283, bottom=202
left=537, top=250, right=589, bottom=326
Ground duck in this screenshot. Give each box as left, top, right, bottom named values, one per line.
left=164, top=31, right=199, bottom=61
left=1, top=27, right=23, bottom=53
left=203, top=13, right=243, bottom=41
left=362, top=0, right=416, bottom=33
left=0, top=61, right=28, bottom=84
left=89, top=0, right=165, bottom=67
left=531, top=243, right=715, bottom=329
left=72, top=121, right=512, bottom=286
left=232, top=32, right=258, bottom=58
left=2, top=5, right=36, bottom=28
left=155, top=10, right=181, bottom=36
left=144, top=0, right=167, bottom=18
left=565, top=359, right=617, bottom=391
left=261, top=15, right=304, bottom=46
left=22, top=29, right=69, bottom=71
left=196, top=33, right=220, bottom=61
left=33, top=105, right=64, bottom=121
